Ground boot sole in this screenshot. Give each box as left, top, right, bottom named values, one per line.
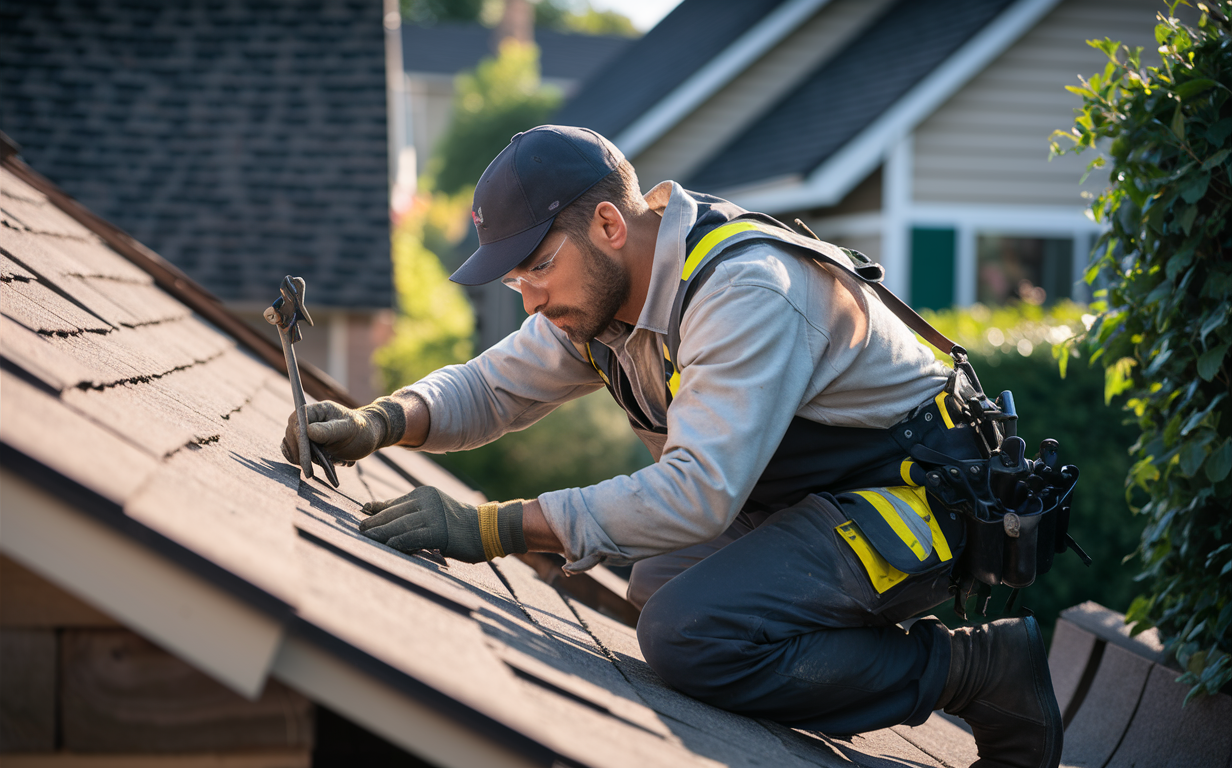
left=1024, top=616, right=1063, bottom=768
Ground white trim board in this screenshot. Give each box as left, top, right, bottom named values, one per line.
left=613, top=0, right=834, bottom=158
left=0, top=469, right=284, bottom=700
left=732, top=0, right=1064, bottom=215
left=0, top=468, right=540, bottom=767
left=272, top=638, right=540, bottom=768
left=909, top=202, right=1103, bottom=234
left=809, top=203, right=1100, bottom=237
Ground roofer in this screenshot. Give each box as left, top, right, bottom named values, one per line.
left=283, top=125, right=1063, bottom=768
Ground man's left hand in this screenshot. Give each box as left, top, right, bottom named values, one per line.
left=359, top=486, right=527, bottom=563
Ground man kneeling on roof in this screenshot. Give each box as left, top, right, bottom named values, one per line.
left=283, top=125, right=1062, bottom=768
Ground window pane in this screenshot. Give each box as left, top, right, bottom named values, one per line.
left=976, top=235, right=1073, bottom=305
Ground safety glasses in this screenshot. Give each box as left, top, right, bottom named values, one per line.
left=501, top=235, right=567, bottom=294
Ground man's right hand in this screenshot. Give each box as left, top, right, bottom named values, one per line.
left=280, top=398, right=407, bottom=466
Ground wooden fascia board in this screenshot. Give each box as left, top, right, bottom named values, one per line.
left=614, top=0, right=835, bottom=159
left=731, top=0, right=1063, bottom=215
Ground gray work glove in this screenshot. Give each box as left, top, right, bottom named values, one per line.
left=358, top=486, right=527, bottom=563
left=281, top=397, right=407, bottom=466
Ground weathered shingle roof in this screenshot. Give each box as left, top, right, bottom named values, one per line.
left=402, top=22, right=630, bottom=83
left=552, top=0, right=791, bottom=140
left=0, top=0, right=391, bottom=310
left=0, top=147, right=984, bottom=768
left=686, top=0, right=1016, bottom=193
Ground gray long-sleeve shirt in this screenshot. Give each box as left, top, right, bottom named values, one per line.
left=407, top=182, right=951, bottom=572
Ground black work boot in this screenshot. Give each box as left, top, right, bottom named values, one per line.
left=936, top=616, right=1062, bottom=768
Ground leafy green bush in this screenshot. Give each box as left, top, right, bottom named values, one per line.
left=429, top=40, right=561, bottom=194
left=923, top=304, right=1144, bottom=636
left=1051, top=2, right=1232, bottom=700
left=375, top=192, right=476, bottom=389
left=433, top=394, right=653, bottom=501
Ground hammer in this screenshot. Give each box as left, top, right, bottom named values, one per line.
left=264, top=275, right=339, bottom=488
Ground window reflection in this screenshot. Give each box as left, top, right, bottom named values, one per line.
left=977, top=235, right=1073, bottom=305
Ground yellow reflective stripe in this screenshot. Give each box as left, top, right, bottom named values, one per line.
left=852, top=490, right=929, bottom=561
left=662, top=343, right=681, bottom=397
left=585, top=344, right=610, bottom=386
left=886, top=486, right=952, bottom=562
left=935, top=392, right=956, bottom=429
left=836, top=521, right=909, bottom=594
left=681, top=221, right=763, bottom=281
left=899, top=459, right=918, bottom=486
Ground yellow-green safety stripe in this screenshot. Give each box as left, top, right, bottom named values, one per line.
left=662, top=343, right=681, bottom=397
left=836, top=521, right=910, bottom=594
left=851, top=489, right=930, bottom=562
left=680, top=221, right=764, bottom=281
left=885, top=485, right=952, bottom=562
left=935, top=392, right=956, bottom=429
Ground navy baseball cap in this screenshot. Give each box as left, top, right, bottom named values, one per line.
left=449, top=125, right=625, bottom=286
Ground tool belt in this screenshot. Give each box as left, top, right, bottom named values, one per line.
left=900, top=357, right=1089, bottom=617
left=583, top=192, right=1090, bottom=614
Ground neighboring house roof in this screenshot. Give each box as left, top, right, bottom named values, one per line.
left=556, top=0, right=1067, bottom=214
left=0, top=144, right=983, bottom=768
left=686, top=0, right=1015, bottom=192
left=553, top=0, right=793, bottom=138
left=402, top=23, right=630, bottom=83
left=0, top=0, right=391, bottom=310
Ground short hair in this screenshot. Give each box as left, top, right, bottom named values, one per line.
left=552, top=159, right=648, bottom=245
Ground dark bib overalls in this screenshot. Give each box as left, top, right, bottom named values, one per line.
left=589, top=192, right=978, bottom=733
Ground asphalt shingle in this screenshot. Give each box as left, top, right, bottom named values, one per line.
left=553, top=0, right=792, bottom=140
left=686, top=0, right=1016, bottom=193
left=0, top=154, right=975, bottom=767
left=0, top=0, right=392, bottom=309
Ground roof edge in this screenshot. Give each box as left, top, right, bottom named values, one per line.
left=0, top=456, right=288, bottom=699
left=1, top=153, right=360, bottom=408
left=731, top=0, right=1063, bottom=215
left=615, top=0, right=833, bottom=159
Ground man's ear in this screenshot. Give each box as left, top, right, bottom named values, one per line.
left=591, top=201, right=628, bottom=250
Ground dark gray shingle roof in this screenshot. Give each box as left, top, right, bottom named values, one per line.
left=552, top=0, right=791, bottom=140
left=686, top=0, right=1016, bottom=193
left=0, top=0, right=391, bottom=309
left=402, top=22, right=630, bottom=83
left=2, top=148, right=985, bottom=768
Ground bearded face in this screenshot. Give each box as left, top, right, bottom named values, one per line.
left=540, top=236, right=631, bottom=343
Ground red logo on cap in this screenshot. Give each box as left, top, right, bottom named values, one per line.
left=472, top=208, right=484, bottom=228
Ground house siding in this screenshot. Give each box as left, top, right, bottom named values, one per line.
left=632, top=0, right=896, bottom=186
left=912, top=0, right=1174, bottom=206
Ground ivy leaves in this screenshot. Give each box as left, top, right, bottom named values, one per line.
left=1052, top=2, right=1232, bottom=701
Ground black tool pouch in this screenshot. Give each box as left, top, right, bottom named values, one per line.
left=908, top=349, right=1090, bottom=617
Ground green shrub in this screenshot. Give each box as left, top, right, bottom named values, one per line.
left=433, top=394, right=653, bottom=501
left=375, top=191, right=476, bottom=389
left=923, top=304, right=1144, bottom=636
left=1051, top=2, right=1232, bottom=700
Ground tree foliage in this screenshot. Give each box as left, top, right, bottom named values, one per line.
left=375, top=191, right=476, bottom=389
left=1050, top=1, right=1232, bottom=701
left=429, top=40, right=562, bottom=194
left=402, top=0, right=639, bottom=36
left=533, top=1, right=639, bottom=36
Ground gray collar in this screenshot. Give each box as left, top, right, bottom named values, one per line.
left=635, top=181, right=697, bottom=336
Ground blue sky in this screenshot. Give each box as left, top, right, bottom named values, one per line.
left=589, top=0, right=683, bottom=32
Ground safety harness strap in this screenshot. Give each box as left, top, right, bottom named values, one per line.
left=664, top=220, right=961, bottom=394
